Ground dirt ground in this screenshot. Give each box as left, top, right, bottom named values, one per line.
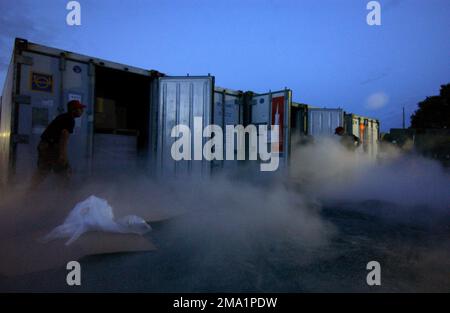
left=1, top=195, right=449, bottom=292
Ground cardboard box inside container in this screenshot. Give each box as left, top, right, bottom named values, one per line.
left=116, top=106, right=128, bottom=130
left=95, top=97, right=117, bottom=130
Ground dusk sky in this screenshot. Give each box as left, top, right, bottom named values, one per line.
left=1, top=0, right=449, bottom=131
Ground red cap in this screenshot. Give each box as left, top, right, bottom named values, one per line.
left=68, top=100, right=86, bottom=110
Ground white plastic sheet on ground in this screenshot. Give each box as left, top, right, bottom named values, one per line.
left=43, top=195, right=152, bottom=245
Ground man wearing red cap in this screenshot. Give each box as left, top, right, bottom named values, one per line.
left=31, top=100, right=86, bottom=187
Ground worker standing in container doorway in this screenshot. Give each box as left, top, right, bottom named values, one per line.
left=30, top=100, right=86, bottom=189
left=335, top=126, right=361, bottom=151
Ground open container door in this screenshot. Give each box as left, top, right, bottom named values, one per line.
left=0, top=54, right=15, bottom=188
left=250, top=89, right=292, bottom=168
left=155, top=76, right=214, bottom=178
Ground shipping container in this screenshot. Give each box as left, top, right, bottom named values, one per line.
left=290, top=102, right=308, bottom=137
left=289, top=103, right=381, bottom=159
left=250, top=89, right=292, bottom=160
left=213, top=88, right=292, bottom=172
left=0, top=38, right=292, bottom=187
left=0, top=39, right=213, bottom=185
left=213, top=87, right=244, bottom=171
left=153, top=76, right=215, bottom=178
left=290, top=103, right=344, bottom=137
left=344, top=113, right=380, bottom=158
left=307, top=107, right=344, bottom=137
left=0, top=53, right=14, bottom=186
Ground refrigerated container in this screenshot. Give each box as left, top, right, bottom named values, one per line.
left=0, top=38, right=292, bottom=186
left=289, top=103, right=344, bottom=138
left=213, top=87, right=244, bottom=171
left=250, top=89, right=292, bottom=160
left=344, top=113, right=380, bottom=158
left=0, top=53, right=14, bottom=186
left=153, top=76, right=215, bottom=178
left=307, top=108, right=344, bottom=137
left=290, top=102, right=308, bottom=137
left=0, top=38, right=220, bottom=185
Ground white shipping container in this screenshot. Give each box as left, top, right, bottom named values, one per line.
left=344, top=113, right=380, bottom=158
left=307, top=108, right=344, bottom=137
left=0, top=38, right=218, bottom=186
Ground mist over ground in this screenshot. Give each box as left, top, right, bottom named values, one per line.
left=0, top=137, right=449, bottom=291
left=290, top=137, right=450, bottom=212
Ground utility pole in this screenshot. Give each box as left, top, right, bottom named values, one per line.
left=402, top=106, right=405, bottom=129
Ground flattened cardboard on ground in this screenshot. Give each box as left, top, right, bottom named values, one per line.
left=0, top=229, right=156, bottom=277
left=0, top=188, right=181, bottom=277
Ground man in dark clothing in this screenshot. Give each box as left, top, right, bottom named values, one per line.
left=335, top=126, right=361, bottom=151
left=31, top=100, right=85, bottom=187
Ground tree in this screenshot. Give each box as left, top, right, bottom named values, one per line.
left=410, top=84, right=450, bottom=129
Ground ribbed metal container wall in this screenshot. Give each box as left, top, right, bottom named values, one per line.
left=0, top=54, right=14, bottom=186
left=344, top=114, right=380, bottom=158
left=307, top=108, right=344, bottom=137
